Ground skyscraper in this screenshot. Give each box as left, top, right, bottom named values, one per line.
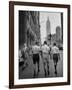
left=46, top=17, right=51, bottom=36
left=56, top=26, right=61, bottom=46
left=19, top=11, right=40, bottom=49
left=61, top=13, right=63, bottom=43
left=46, top=17, right=51, bottom=45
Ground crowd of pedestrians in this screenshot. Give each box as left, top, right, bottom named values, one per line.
left=19, top=41, right=60, bottom=78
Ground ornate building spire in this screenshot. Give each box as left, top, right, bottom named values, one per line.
left=46, top=17, right=51, bottom=36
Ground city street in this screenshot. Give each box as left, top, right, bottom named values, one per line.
left=19, top=50, right=63, bottom=79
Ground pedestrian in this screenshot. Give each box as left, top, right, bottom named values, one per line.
left=32, top=41, right=40, bottom=78
left=19, top=49, right=24, bottom=66
left=51, top=43, right=60, bottom=75
left=21, top=43, right=28, bottom=70
left=41, top=41, right=50, bottom=76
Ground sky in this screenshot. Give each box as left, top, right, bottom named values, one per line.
left=40, top=12, right=61, bottom=44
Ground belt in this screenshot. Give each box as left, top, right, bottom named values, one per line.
left=43, top=52, right=48, bottom=54
left=33, top=53, right=39, bottom=54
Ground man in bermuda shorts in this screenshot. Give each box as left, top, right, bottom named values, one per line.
left=32, top=41, right=40, bottom=78
left=51, top=43, right=60, bottom=75
left=41, top=41, right=50, bottom=77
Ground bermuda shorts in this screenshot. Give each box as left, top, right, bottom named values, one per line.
left=53, top=54, right=58, bottom=63
left=42, top=53, right=49, bottom=64
left=33, top=54, right=39, bottom=64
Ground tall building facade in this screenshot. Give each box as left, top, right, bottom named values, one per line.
left=61, top=13, right=63, bottom=43
left=46, top=17, right=51, bottom=45
left=56, top=26, right=62, bottom=46
left=19, top=11, right=40, bottom=49
left=51, top=34, right=56, bottom=45
left=46, top=17, right=51, bottom=36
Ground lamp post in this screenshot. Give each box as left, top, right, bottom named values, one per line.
left=48, top=33, right=52, bottom=59
left=48, top=33, right=51, bottom=45
left=50, top=33, right=51, bottom=45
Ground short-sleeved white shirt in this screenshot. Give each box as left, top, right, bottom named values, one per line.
left=51, top=46, right=59, bottom=54
left=41, top=44, right=50, bottom=54
left=32, top=45, right=40, bottom=54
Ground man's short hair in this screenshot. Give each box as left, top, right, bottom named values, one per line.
left=35, top=41, right=38, bottom=45
left=53, top=43, right=56, bottom=46
left=44, top=41, right=47, bottom=44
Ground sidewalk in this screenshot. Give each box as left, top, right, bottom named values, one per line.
left=19, top=50, right=63, bottom=79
